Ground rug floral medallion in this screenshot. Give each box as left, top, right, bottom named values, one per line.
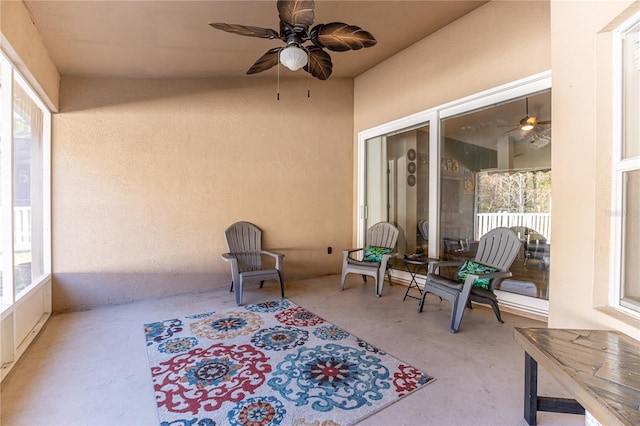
left=144, top=299, right=435, bottom=426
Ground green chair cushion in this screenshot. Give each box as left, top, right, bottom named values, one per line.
left=456, top=260, right=497, bottom=290
left=362, top=245, right=393, bottom=263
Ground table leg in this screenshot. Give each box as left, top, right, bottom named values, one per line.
left=524, top=352, right=538, bottom=426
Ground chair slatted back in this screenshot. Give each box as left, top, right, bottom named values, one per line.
left=367, top=222, right=400, bottom=249
left=475, top=227, right=521, bottom=272
left=418, top=219, right=429, bottom=241
left=224, top=221, right=262, bottom=272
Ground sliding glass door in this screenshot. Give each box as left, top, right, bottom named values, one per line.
left=363, top=124, right=432, bottom=259
left=440, top=90, right=551, bottom=301
left=358, top=72, right=551, bottom=315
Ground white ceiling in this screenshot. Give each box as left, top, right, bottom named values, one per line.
left=23, top=0, right=488, bottom=79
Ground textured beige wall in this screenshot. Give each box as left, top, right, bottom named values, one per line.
left=354, top=1, right=551, bottom=133
left=0, top=0, right=60, bottom=110
left=549, top=0, right=639, bottom=337
left=52, top=77, right=354, bottom=311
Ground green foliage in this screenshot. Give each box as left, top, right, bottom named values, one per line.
left=477, top=169, right=551, bottom=213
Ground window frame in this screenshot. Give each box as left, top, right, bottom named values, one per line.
left=0, top=51, right=52, bottom=310
left=610, top=11, right=640, bottom=317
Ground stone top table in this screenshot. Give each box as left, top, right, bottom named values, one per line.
left=513, top=327, right=640, bottom=426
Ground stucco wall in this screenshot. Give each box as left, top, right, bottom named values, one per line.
left=549, top=0, right=639, bottom=337
left=354, top=1, right=551, bottom=133
left=0, top=0, right=60, bottom=110
left=52, top=77, right=354, bottom=311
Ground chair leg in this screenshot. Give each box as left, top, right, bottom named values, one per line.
left=487, top=300, right=504, bottom=323
left=362, top=275, right=367, bottom=283
left=259, top=281, right=264, bottom=288
left=278, top=273, right=285, bottom=299
left=235, top=279, right=243, bottom=306
left=449, top=295, right=462, bottom=333
left=340, top=269, right=348, bottom=291
left=418, top=291, right=427, bottom=312
left=376, top=268, right=386, bottom=297
left=229, top=281, right=234, bottom=292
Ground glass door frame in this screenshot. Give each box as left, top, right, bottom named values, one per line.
left=357, top=70, right=551, bottom=317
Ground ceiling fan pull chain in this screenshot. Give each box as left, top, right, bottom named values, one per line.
left=277, top=61, right=280, bottom=101
left=307, top=70, right=311, bottom=98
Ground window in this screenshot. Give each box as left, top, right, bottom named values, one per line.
left=612, top=12, right=640, bottom=315
left=0, top=52, right=51, bottom=309
left=0, top=42, right=51, bottom=383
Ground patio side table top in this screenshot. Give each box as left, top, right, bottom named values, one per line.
left=513, top=327, right=640, bottom=426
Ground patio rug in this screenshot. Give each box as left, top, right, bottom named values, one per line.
left=144, top=299, right=435, bottom=426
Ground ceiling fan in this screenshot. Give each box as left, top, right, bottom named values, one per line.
left=502, top=97, right=551, bottom=135
left=209, top=0, right=377, bottom=80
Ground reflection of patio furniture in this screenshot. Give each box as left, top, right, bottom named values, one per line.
left=416, top=219, right=429, bottom=254
left=523, top=232, right=549, bottom=267
left=499, top=279, right=538, bottom=297
left=443, top=238, right=478, bottom=261
left=510, top=226, right=550, bottom=267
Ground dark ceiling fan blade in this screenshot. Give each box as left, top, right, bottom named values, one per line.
left=310, top=22, right=377, bottom=52
left=209, top=23, right=279, bottom=39
left=247, top=47, right=282, bottom=75
left=277, top=0, right=315, bottom=30
left=538, top=120, right=551, bottom=125
left=304, top=46, right=332, bottom=80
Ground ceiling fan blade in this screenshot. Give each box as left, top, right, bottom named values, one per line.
left=310, top=22, right=377, bottom=52
left=538, top=120, right=551, bottom=125
left=247, top=48, right=282, bottom=75
left=209, top=23, right=279, bottom=39
left=304, top=46, right=332, bottom=80
left=277, top=0, right=315, bottom=30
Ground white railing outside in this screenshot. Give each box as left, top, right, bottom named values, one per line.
left=14, top=207, right=31, bottom=251
left=476, top=212, right=551, bottom=242
left=0, top=207, right=32, bottom=252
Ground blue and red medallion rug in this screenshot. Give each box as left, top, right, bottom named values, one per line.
left=144, top=299, right=435, bottom=426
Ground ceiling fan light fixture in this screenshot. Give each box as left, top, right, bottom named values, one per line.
left=520, top=116, right=538, bottom=132
left=280, top=46, right=307, bottom=71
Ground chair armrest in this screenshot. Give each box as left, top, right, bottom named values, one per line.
left=221, top=252, right=240, bottom=284
left=429, top=260, right=464, bottom=274
left=343, top=247, right=365, bottom=254
left=342, top=247, right=365, bottom=260
left=221, top=252, right=238, bottom=265
left=261, top=250, right=285, bottom=272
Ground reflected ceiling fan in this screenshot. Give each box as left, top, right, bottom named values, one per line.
left=209, top=0, right=377, bottom=80
left=502, top=97, right=551, bottom=148
left=502, top=97, right=551, bottom=134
